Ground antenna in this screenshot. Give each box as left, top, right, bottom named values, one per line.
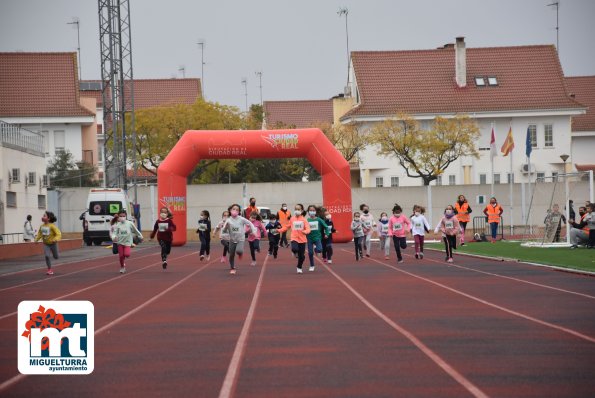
left=197, top=39, right=205, bottom=98
left=255, top=71, right=263, bottom=106
left=67, top=17, right=81, bottom=79
left=241, top=77, right=248, bottom=112
left=337, top=7, right=350, bottom=85
left=178, top=65, right=186, bottom=78
left=547, top=1, right=560, bottom=52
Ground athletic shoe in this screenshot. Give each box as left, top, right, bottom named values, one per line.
left=46, top=270, right=54, bottom=276
left=250, top=261, right=256, bottom=266
left=230, top=269, right=236, bottom=275
left=207, top=255, right=210, bottom=261
left=415, top=253, right=419, bottom=259
left=570, top=245, right=578, bottom=249
left=419, top=253, right=424, bottom=259
left=365, top=254, right=370, bottom=258
left=384, top=256, right=389, bottom=260
left=267, top=253, right=271, bottom=256
left=297, top=268, right=303, bottom=274
left=398, top=260, right=404, bottom=264
left=120, top=267, right=126, bottom=274
left=200, top=255, right=205, bottom=261
left=309, top=266, right=315, bottom=272
left=460, top=242, right=465, bottom=246
left=445, top=256, right=450, bottom=261
left=327, top=260, right=332, bottom=264
left=220, top=256, right=226, bottom=263
left=162, top=261, right=167, bottom=269
left=447, top=258, right=454, bottom=263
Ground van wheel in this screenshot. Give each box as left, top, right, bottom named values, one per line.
left=93, top=239, right=103, bottom=246
left=85, top=239, right=93, bottom=246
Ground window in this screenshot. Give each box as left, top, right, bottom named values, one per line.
left=97, top=145, right=103, bottom=162
left=89, top=201, right=123, bottom=216
left=507, top=173, right=515, bottom=184
left=449, top=175, right=456, bottom=185
left=420, top=120, right=434, bottom=131
left=479, top=174, right=487, bottom=185
left=475, top=77, right=486, bottom=86
left=494, top=173, right=501, bottom=184
left=6, top=192, right=17, bottom=208
left=54, top=130, right=65, bottom=154
left=375, top=177, right=384, bottom=188
left=436, top=176, right=442, bottom=186
left=42, top=175, right=49, bottom=187
left=552, top=172, right=559, bottom=181
left=28, top=172, right=36, bottom=186
left=537, top=172, right=545, bottom=181
left=11, top=168, right=20, bottom=183
left=487, top=77, right=498, bottom=86
left=390, top=176, right=399, bottom=187
left=38, top=195, right=46, bottom=209
left=528, top=125, right=537, bottom=148
left=544, top=124, right=553, bottom=147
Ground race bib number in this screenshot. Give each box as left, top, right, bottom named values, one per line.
left=445, top=221, right=454, bottom=229
left=198, top=224, right=207, bottom=231
left=392, top=223, right=403, bottom=231
left=292, top=221, right=304, bottom=231
left=270, top=229, right=279, bottom=235
left=41, top=226, right=50, bottom=236
left=381, top=224, right=389, bottom=233
left=414, top=223, right=422, bottom=229
left=309, top=221, right=319, bottom=231
left=158, top=223, right=169, bottom=232
left=363, top=221, right=372, bottom=228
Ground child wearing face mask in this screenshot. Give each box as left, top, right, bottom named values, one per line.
left=322, top=209, right=336, bottom=264
left=214, top=210, right=231, bottom=263
left=247, top=212, right=266, bottom=266
left=222, top=204, right=257, bottom=274
left=410, top=205, right=430, bottom=259
left=34, top=211, right=62, bottom=275
left=197, top=210, right=212, bottom=261
left=306, top=205, right=328, bottom=272
left=150, top=207, right=177, bottom=269
left=377, top=212, right=391, bottom=260
left=277, top=203, right=291, bottom=248
left=435, top=205, right=460, bottom=263
left=265, top=214, right=282, bottom=259
left=359, top=204, right=376, bottom=257
left=388, top=204, right=411, bottom=264
left=278, top=203, right=311, bottom=274
left=110, top=210, right=143, bottom=274
left=351, top=211, right=365, bottom=261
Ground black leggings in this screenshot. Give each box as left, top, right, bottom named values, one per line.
left=444, top=235, right=457, bottom=258
left=280, top=231, right=289, bottom=247
left=249, top=240, right=260, bottom=261
left=159, top=240, right=172, bottom=261
left=392, top=236, right=407, bottom=261
left=268, top=235, right=280, bottom=256
left=221, top=240, right=229, bottom=256
left=291, top=241, right=306, bottom=269
left=199, top=235, right=210, bottom=256
left=354, top=236, right=363, bottom=259
left=322, top=237, right=333, bottom=260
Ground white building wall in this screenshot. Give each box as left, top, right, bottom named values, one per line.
left=571, top=132, right=595, bottom=166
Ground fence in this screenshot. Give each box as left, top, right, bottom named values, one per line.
left=0, top=120, right=44, bottom=156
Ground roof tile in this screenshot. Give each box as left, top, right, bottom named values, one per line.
left=264, top=100, right=333, bottom=128
left=565, top=76, right=595, bottom=131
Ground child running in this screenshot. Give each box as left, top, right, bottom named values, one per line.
left=197, top=210, right=212, bottom=261
left=110, top=210, right=143, bottom=273
left=360, top=204, right=376, bottom=257
left=278, top=203, right=311, bottom=274
left=306, top=205, right=328, bottom=272
left=214, top=210, right=231, bottom=263
left=265, top=213, right=282, bottom=259
left=454, top=195, right=472, bottom=246
left=247, top=212, right=266, bottom=266
left=150, top=207, right=177, bottom=269
left=388, top=204, right=411, bottom=264
left=322, top=209, right=336, bottom=264
left=351, top=211, right=364, bottom=261
left=34, top=211, right=62, bottom=275
left=377, top=212, right=390, bottom=260
left=222, top=204, right=256, bottom=275
left=435, top=205, right=461, bottom=263
left=410, top=205, right=430, bottom=259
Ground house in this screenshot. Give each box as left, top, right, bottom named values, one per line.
left=263, top=99, right=334, bottom=128
left=565, top=76, right=595, bottom=176
left=340, top=37, right=587, bottom=187
left=79, top=78, right=202, bottom=177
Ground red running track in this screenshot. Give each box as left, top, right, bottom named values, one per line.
left=1, top=243, right=594, bottom=397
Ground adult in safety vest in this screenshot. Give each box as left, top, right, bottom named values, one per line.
left=483, top=197, right=503, bottom=243
left=454, top=195, right=472, bottom=245
left=569, top=206, right=590, bottom=248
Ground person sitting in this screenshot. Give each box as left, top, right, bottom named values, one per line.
left=569, top=206, right=590, bottom=249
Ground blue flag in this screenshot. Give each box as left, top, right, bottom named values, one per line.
left=525, top=127, right=532, bottom=158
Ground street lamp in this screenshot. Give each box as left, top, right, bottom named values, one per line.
left=197, top=39, right=205, bottom=98
left=560, top=153, right=569, bottom=173
left=337, top=7, right=349, bottom=85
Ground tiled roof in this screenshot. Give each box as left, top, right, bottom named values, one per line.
left=575, top=164, right=595, bottom=172
left=565, top=76, right=595, bottom=132
left=343, top=44, right=583, bottom=120
left=263, top=100, right=334, bottom=128
left=127, top=168, right=156, bottom=178
left=80, top=78, right=201, bottom=109
left=0, top=52, right=94, bottom=117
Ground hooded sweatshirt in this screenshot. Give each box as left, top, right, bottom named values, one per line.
left=223, top=215, right=256, bottom=243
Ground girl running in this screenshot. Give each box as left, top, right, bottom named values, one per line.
left=410, top=205, right=430, bottom=259
left=388, top=204, right=411, bottom=264
left=265, top=213, right=282, bottom=259
left=247, top=212, right=266, bottom=266
left=214, top=210, right=231, bottom=263
left=377, top=212, right=390, bottom=260
left=222, top=204, right=256, bottom=275
left=277, top=203, right=291, bottom=248
left=197, top=210, right=212, bottom=261
left=150, top=207, right=177, bottom=269
left=110, top=210, right=143, bottom=273
left=351, top=211, right=364, bottom=261
left=278, top=203, right=311, bottom=274
left=454, top=195, right=472, bottom=246
left=306, top=205, right=328, bottom=272
left=34, top=211, right=62, bottom=275
left=435, top=205, right=461, bottom=263
left=360, top=204, right=376, bottom=257
left=322, top=209, right=336, bottom=264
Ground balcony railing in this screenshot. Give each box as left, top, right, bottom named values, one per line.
left=0, top=120, right=44, bottom=156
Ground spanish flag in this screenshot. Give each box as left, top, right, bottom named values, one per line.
left=500, top=127, right=515, bottom=156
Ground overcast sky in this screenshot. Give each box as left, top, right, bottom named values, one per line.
left=1, top=0, right=594, bottom=110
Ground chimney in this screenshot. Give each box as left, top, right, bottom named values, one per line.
left=455, top=36, right=466, bottom=88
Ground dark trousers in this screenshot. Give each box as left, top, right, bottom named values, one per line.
left=589, top=230, right=595, bottom=247
left=392, top=236, right=407, bottom=261
left=322, top=236, right=333, bottom=260
left=249, top=240, right=260, bottom=261
left=354, top=236, right=363, bottom=260
left=159, top=240, right=172, bottom=261
left=199, top=235, right=210, bottom=256
left=280, top=231, right=289, bottom=247
left=268, top=235, right=280, bottom=257
left=490, top=222, right=499, bottom=240
left=291, top=241, right=306, bottom=269
left=221, top=240, right=229, bottom=256
left=444, top=235, right=457, bottom=258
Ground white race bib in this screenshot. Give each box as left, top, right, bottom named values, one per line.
left=292, top=221, right=304, bottom=231
left=445, top=221, right=454, bottom=229
left=198, top=223, right=207, bottom=231
left=363, top=221, right=372, bottom=228
left=309, top=221, right=319, bottom=231
left=381, top=224, right=389, bottom=233
left=231, top=226, right=240, bottom=233
left=158, top=222, right=169, bottom=232
left=414, top=223, right=422, bottom=229
left=41, top=226, right=50, bottom=236
left=392, top=223, right=403, bottom=231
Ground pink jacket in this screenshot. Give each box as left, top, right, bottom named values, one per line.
left=435, top=215, right=460, bottom=236
left=388, top=214, right=411, bottom=238
left=247, top=220, right=266, bottom=241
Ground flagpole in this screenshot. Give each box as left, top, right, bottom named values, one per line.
left=490, top=122, right=495, bottom=197
left=509, top=147, right=514, bottom=237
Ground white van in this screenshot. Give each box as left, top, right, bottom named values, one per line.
left=84, top=188, right=133, bottom=245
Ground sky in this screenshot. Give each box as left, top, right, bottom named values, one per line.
left=1, top=0, right=594, bottom=110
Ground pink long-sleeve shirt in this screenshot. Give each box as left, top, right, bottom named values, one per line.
left=388, top=214, right=411, bottom=238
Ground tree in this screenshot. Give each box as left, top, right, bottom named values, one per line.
left=47, top=150, right=100, bottom=188
left=370, top=114, right=480, bottom=185
left=316, top=122, right=366, bottom=163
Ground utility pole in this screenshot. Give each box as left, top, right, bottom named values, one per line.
left=197, top=39, right=205, bottom=98
left=255, top=71, right=263, bottom=106
left=67, top=17, right=82, bottom=79
left=547, top=1, right=560, bottom=52
left=241, top=77, right=248, bottom=113
left=337, top=7, right=349, bottom=85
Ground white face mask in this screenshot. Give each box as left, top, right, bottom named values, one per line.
left=308, top=211, right=316, bottom=217
left=446, top=209, right=453, bottom=215
left=381, top=217, right=388, bottom=221
left=325, top=215, right=331, bottom=220
left=294, top=209, right=302, bottom=216
left=160, top=212, right=168, bottom=219
left=394, top=212, right=401, bottom=216
left=282, top=206, right=287, bottom=211
left=414, top=212, right=420, bottom=216
left=118, top=217, right=126, bottom=223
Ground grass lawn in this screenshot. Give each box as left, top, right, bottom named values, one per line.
left=427, top=241, right=595, bottom=273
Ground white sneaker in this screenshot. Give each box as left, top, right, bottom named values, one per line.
left=200, top=255, right=205, bottom=261
left=250, top=261, right=256, bottom=266
left=447, top=258, right=454, bottom=263
left=119, top=267, right=126, bottom=274
left=327, top=260, right=332, bottom=264
left=309, top=266, right=315, bottom=272
left=297, top=268, right=303, bottom=274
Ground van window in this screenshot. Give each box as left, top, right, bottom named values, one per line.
left=89, top=201, right=123, bottom=216
left=259, top=208, right=271, bottom=220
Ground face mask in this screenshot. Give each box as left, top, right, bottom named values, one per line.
left=199, top=215, right=205, bottom=220
left=230, top=210, right=239, bottom=217
left=394, top=212, right=401, bottom=216
left=294, top=210, right=302, bottom=216
left=282, top=206, right=287, bottom=211
left=119, top=217, right=126, bottom=222
left=491, top=202, right=496, bottom=207
left=381, top=217, right=388, bottom=222
left=325, top=215, right=331, bottom=220
left=415, top=212, right=420, bottom=216
left=160, top=213, right=168, bottom=219
left=354, top=218, right=359, bottom=221
left=579, top=212, right=585, bottom=217
left=363, top=209, right=369, bottom=214
left=250, top=201, right=256, bottom=206
left=308, top=211, right=316, bottom=217
left=446, top=209, right=453, bottom=215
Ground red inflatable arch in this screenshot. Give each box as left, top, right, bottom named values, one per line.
left=157, top=129, right=353, bottom=246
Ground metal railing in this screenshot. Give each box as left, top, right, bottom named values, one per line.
left=0, top=233, right=25, bottom=244
left=0, top=120, right=45, bottom=156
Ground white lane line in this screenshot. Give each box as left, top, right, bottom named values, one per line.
left=321, top=259, right=489, bottom=398
left=218, top=256, right=269, bottom=398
